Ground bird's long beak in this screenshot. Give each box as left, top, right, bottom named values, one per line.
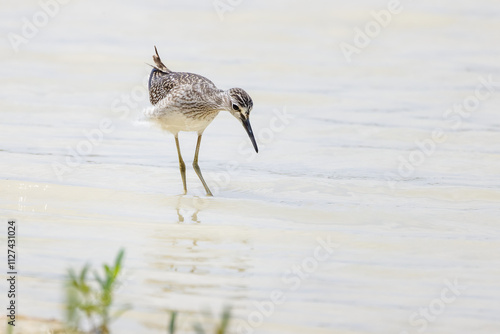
left=241, top=117, right=258, bottom=153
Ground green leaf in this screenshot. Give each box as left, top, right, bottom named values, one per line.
left=103, top=264, right=112, bottom=281
left=94, top=270, right=105, bottom=288
left=217, top=307, right=231, bottom=334
left=168, top=311, right=177, bottom=334
left=114, top=249, right=125, bottom=276
left=79, top=264, right=89, bottom=284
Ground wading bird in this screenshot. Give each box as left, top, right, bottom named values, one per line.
left=146, top=47, right=258, bottom=196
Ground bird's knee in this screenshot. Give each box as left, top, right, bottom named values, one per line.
left=179, top=162, right=186, bottom=172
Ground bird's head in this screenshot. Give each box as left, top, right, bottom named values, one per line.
left=227, top=88, right=258, bottom=153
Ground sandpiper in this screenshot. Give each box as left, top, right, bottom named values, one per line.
left=146, top=46, right=258, bottom=196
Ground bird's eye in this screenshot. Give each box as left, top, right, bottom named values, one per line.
left=232, top=104, right=240, bottom=111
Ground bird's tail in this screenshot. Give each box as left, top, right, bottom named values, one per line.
left=152, top=46, right=171, bottom=73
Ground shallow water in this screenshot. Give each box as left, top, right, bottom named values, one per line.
left=1, top=0, right=500, bottom=333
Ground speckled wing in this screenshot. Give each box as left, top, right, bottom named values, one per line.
left=148, top=69, right=219, bottom=106
left=148, top=69, right=176, bottom=106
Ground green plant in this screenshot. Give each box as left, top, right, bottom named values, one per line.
left=65, top=249, right=128, bottom=334
left=63, top=248, right=233, bottom=334
left=168, top=307, right=232, bottom=334
left=168, top=311, right=178, bottom=334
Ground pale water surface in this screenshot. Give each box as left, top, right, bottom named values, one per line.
left=1, top=0, right=500, bottom=333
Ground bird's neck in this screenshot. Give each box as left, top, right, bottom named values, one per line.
left=217, top=90, right=233, bottom=112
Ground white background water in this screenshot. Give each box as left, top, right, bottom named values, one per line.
left=1, top=0, right=500, bottom=333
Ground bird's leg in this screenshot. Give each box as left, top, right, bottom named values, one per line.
left=193, top=134, right=213, bottom=196
left=175, top=135, right=187, bottom=195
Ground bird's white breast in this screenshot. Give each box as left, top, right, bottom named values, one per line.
left=145, top=104, right=220, bottom=135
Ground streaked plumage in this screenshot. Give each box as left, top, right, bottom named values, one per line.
left=145, top=46, right=258, bottom=196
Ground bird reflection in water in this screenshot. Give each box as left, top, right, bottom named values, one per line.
left=175, top=195, right=208, bottom=224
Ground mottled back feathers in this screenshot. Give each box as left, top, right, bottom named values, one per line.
left=148, top=70, right=220, bottom=106
left=148, top=47, right=223, bottom=108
